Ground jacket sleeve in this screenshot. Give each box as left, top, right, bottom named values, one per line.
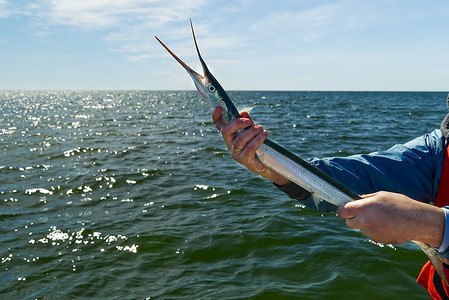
left=275, top=129, right=445, bottom=213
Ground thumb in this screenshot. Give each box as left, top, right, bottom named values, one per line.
left=212, top=106, right=223, bottom=124
left=337, top=201, right=360, bottom=219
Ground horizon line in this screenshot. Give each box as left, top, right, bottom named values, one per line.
left=0, top=88, right=447, bottom=93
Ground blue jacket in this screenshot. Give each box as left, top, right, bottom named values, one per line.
left=279, top=129, right=446, bottom=212
left=277, top=129, right=449, bottom=253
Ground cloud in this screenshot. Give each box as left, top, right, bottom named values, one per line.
left=27, top=0, right=207, bottom=29
left=248, top=0, right=420, bottom=44
left=2, top=0, right=251, bottom=60
left=0, top=0, right=12, bottom=17
left=15, top=0, right=220, bottom=60
left=249, top=2, right=357, bottom=43
left=127, top=54, right=153, bottom=61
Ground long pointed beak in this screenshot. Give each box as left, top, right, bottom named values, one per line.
left=154, top=35, right=204, bottom=83
left=155, top=19, right=211, bottom=96
left=188, top=19, right=213, bottom=82
left=155, top=19, right=241, bottom=119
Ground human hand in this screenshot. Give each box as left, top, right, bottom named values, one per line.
left=212, top=106, right=289, bottom=186
left=337, top=191, right=445, bottom=247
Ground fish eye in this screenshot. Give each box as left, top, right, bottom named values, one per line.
left=208, top=85, right=216, bottom=93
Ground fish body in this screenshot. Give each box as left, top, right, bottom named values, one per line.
left=155, top=19, right=449, bottom=286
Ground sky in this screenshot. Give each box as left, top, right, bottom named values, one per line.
left=1, top=0, right=449, bottom=91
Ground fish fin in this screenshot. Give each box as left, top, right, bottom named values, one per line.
left=239, top=106, right=255, bottom=114
left=414, top=240, right=449, bottom=286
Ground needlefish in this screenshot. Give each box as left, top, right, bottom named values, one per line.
left=155, top=19, right=449, bottom=286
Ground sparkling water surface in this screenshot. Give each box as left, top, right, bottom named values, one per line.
left=0, top=90, right=447, bottom=299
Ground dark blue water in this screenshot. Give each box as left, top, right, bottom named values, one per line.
left=0, top=90, right=447, bottom=299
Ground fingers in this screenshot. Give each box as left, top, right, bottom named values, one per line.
left=360, top=193, right=376, bottom=199
left=232, top=125, right=264, bottom=155
left=232, top=126, right=268, bottom=173
left=340, top=207, right=363, bottom=230
left=212, top=106, right=253, bottom=151
left=213, top=106, right=250, bottom=133
left=337, top=192, right=378, bottom=219
left=337, top=200, right=367, bottom=230
left=337, top=201, right=359, bottom=220
left=231, top=126, right=267, bottom=159
left=211, top=105, right=267, bottom=174
left=337, top=193, right=379, bottom=230
left=240, top=111, right=255, bottom=126
left=344, top=217, right=360, bottom=230
left=213, top=107, right=254, bottom=132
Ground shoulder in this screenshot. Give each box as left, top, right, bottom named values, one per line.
left=412, top=129, right=444, bottom=150
left=389, top=129, right=445, bottom=164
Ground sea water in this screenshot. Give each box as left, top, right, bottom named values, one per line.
left=0, top=90, right=447, bottom=299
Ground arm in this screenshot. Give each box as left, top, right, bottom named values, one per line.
left=301, top=129, right=446, bottom=211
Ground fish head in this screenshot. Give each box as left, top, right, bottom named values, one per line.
left=155, top=20, right=240, bottom=123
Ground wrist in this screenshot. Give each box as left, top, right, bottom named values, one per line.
left=258, top=166, right=289, bottom=186
left=436, top=208, right=449, bottom=253
left=413, top=205, right=445, bottom=248
left=271, top=174, right=290, bottom=186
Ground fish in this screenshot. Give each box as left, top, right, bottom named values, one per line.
left=155, top=19, right=449, bottom=286
left=155, top=20, right=360, bottom=208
